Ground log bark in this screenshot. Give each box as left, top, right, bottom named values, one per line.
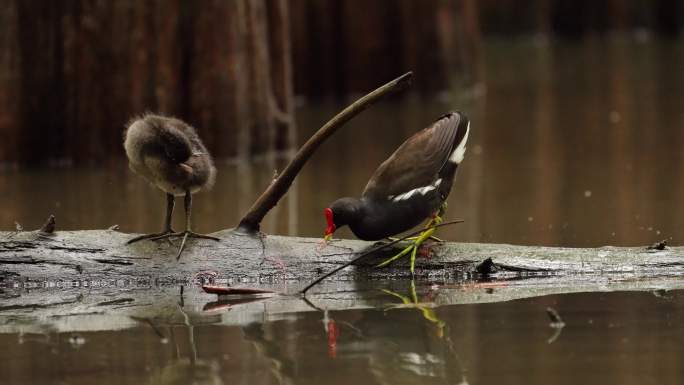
left=2, top=227, right=684, bottom=333
left=2, top=228, right=683, bottom=289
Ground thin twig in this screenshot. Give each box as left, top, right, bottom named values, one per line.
left=300, top=219, right=464, bottom=294
left=237, top=72, right=414, bottom=233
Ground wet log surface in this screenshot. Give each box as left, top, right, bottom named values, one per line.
left=1, top=228, right=684, bottom=290
left=2, top=228, right=682, bottom=286
left=2, top=228, right=684, bottom=333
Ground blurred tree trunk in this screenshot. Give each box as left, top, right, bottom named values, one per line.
left=3, top=0, right=681, bottom=165
left=0, top=0, right=295, bottom=165
left=290, top=0, right=481, bottom=99
left=0, top=0, right=21, bottom=164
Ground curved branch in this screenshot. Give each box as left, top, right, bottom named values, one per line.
left=237, top=71, right=413, bottom=233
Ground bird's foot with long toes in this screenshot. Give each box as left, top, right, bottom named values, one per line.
left=126, top=229, right=176, bottom=245
left=127, top=229, right=219, bottom=260
left=377, top=214, right=444, bottom=273
left=387, top=235, right=444, bottom=243
left=377, top=224, right=438, bottom=274
left=147, top=231, right=220, bottom=260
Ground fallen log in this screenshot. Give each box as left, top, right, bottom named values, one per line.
left=2, top=226, right=684, bottom=334
left=2, top=227, right=684, bottom=291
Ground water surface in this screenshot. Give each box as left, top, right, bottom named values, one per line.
left=2, top=37, right=684, bottom=384
left=1, top=283, right=683, bottom=385
left=2, top=39, right=683, bottom=248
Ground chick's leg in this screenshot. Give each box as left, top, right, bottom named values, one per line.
left=172, top=190, right=220, bottom=260
left=126, top=193, right=176, bottom=244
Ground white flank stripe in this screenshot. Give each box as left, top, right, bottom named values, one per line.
left=449, top=121, right=470, bottom=164
left=390, top=178, right=443, bottom=202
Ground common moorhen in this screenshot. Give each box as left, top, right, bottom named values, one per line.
left=323, top=111, right=470, bottom=272
left=124, top=114, right=219, bottom=259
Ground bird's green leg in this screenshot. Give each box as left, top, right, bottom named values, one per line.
left=376, top=243, right=415, bottom=268
left=422, top=202, right=447, bottom=242
left=386, top=204, right=447, bottom=243
left=377, top=221, right=437, bottom=272
left=127, top=193, right=176, bottom=244
left=387, top=235, right=443, bottom=242
left=409, top=223, right=437, bottom=273
left=377, top=205, right=446, bottom=272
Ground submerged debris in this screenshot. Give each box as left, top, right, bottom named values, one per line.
left=203, top=294, right=272, bottom=312
left=652, top=289, right=672, bottom=299
left=546, top=307, right=564, bottom=325
left=646, top=240, right=667, bottom=251
left=202, top=285, right=275, bottom=296
left=68, top=334, right=86, bottom=348
left=546, top=306, right=566, bottom=344
left=475, top=257, right=496, bottom=275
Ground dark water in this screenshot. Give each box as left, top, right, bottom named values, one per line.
left=1, top=284, right=683, bottom=385
left=2, top=39, right=683, bottom=248
left=2, top=37, right=684, bottom=384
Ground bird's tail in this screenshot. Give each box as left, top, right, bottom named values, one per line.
left=448, top=112, right=470, bottom=165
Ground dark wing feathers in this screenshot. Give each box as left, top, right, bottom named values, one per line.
left=362, top=112, right=462, bottom=200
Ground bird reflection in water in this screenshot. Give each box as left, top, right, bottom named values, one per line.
left=381, top=280, right=446, bottom=338
left=302, top=296, right=364, bottom=359
left=145, top=304, right=224, bottom=385
left=380, top=280, right=471, bottom=384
